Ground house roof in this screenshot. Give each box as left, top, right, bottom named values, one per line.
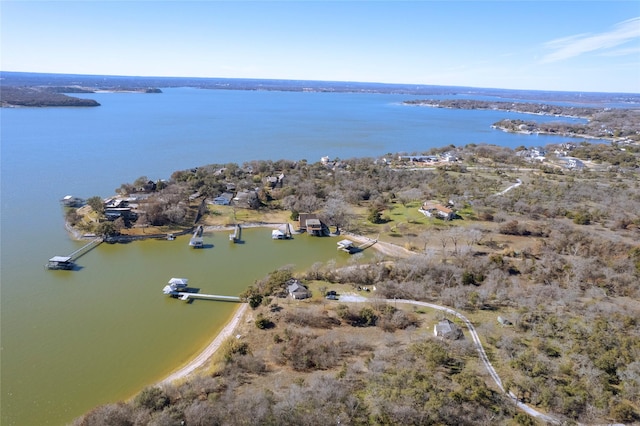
left=287, top=280, right=308, bottom=294
left=434, top=319, right=462, bottom=339
left=422, top=203, right=452, bottom=214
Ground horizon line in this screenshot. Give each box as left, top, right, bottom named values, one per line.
left=2, top=70, right=638, bottom=96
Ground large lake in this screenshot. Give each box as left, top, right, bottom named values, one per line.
left=1, top=87, right=588, bottom=425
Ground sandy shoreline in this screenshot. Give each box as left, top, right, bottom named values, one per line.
left=159, top=303, right=248, bottom=385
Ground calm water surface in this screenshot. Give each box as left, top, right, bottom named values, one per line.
left=1, top=88, right=588, bottom=425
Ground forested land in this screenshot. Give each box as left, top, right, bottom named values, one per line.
left=0, top=86, right=101, bottom=107
left=73, top=141, right=640, bottom=425
left=404, top=99, right=640, bottom=143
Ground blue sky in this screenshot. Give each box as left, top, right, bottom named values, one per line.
left=1, top=1, right=639, bottom=93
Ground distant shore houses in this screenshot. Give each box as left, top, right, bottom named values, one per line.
left=398, top=153, right=459, bottom=164
left=515, top=146, right=547, bottom=162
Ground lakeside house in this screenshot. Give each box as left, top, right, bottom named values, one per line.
left=419, top=202, right=455, bottom=220
left=434, top=319, right=463, bottom=339
left=233, top=189, right=260, bottom=209
left=287, top=279, right=310, bottom=300
left=210, top=192, right=234, bottom=206
left=265, top=173, right=285, bottom=188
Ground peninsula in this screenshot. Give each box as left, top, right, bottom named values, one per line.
left=404, top=99, right=640, bottom=143
left=0, top=86, right=101, bottom=107
left=70, top=140, right=640, bottom=425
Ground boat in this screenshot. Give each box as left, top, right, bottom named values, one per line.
left=162, top=277, right=189, bottom=294
left=337, top=239, right=356, bottom=253
left=272, top=229, right=286, bottom=239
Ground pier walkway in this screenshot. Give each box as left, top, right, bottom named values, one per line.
left=67, top=237, right=103, bottom=261
left=176, top=292, right=242, bottom=302
left=46, top=237, right=103, bottom=269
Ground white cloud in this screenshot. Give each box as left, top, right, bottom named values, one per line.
left=540, top=17, right=640, bottom=63
left=599, top=46, right=640, bottom=57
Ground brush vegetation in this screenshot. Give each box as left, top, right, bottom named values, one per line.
left=74, top=141, right=640, bottom=425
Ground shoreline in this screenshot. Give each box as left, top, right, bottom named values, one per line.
left=158, top=303, right=249, bottom=386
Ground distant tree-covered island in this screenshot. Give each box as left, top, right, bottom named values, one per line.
left=0, top=85, right=163, bottom=107
left=0, top=86, right=101, bottom=107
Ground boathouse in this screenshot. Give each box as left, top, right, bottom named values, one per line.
left=298, top=213, right=326, bottom=236
left=46, top=256, right=75, bottom=270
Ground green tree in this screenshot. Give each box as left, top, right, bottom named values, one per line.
left=367, top=206, right=383, bottom=224
left=134, top=387, right=169, bottom=411
left=95, top=221, right=118, bottom=237
left=86, top=196, right=104, bottom=214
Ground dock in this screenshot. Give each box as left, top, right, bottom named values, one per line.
left=357, top=237, right=378, bottom=251
left=175, top=292, right=242, bottom=302
left=162, top=277, right=242, bottom=302
left=189, top=225, right=204, bottom=248
left=337, top=237, right=378, bottom=254
left=272, top=223, right=293, bottom=240
left=46, top=237, right=103, bottom=269
left=229, top=224, right=241, bottom=242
